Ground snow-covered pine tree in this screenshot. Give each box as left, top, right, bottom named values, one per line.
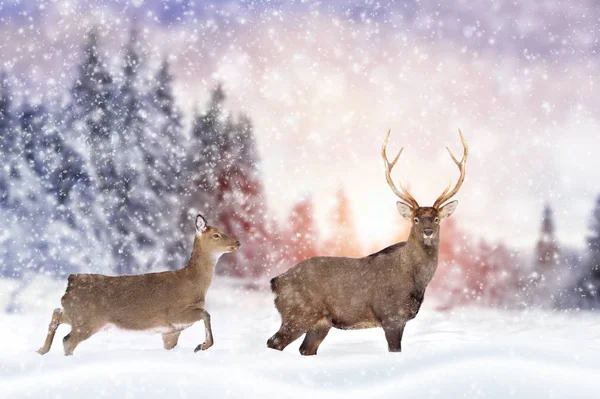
left=185, top=86, right=271, bottom=277
left=148, top=58, right=188, bottom=269
left=70, top=28, right=116, bottom=188
left=0, top=98, right=64, bottom=277
left=525, top=204, right=561, bottom=306
left=67, top=28, right=129, bottom=275
left=189, top=84, right=227, bottom=206
left=214, top=115, right=271, bottom=277
left=109, top=27, right=161, bottom=274
left=148, top=58, right=184, bottom=194
left=61, top=29, right=121, bottom=276
left=19, top=100, right=90, bottom=209
left=0, top=70, right=15, bottom=207
left=572, top=195, right=600, bottom=309
left=14, top=95, right=107, bottom=277
left=0, top=73, right=26, bottom=278
left=175, top=86, right=228, bottom=269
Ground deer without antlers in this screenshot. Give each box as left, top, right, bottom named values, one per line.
left=267, top=129, right=468, bottom=355
left=37, top=214, right=240, bottom=356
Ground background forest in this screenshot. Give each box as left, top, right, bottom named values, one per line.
left=2, top=1, right=600, bottom=313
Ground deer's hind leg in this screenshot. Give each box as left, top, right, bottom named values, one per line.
left=267, top=322, right=309, bottom=351
left=37, top=308, right=65, bottom=355
left=62, top=319, right=104, bottom=356
left=162, top=331, right=181, bottom=350
left=267, top=310, right=319, bottom=351
left=299, top=318, right=331, bottom=356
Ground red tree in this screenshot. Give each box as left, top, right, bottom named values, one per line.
left=325, top=188, right=362, bottom=257
left=285, top=196, right=320, bottom=265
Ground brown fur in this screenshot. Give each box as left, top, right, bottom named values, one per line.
left=37, top=219, right=239, bottom=356
left=267, top=205, right=456, bottom=355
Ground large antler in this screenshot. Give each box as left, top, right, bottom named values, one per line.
left=433, top=129, right=468, bottom=209
left=381, top=129, right=419, bottom=209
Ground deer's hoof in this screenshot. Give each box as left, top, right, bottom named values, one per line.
left=194, top=341, right=213, bottom=352
left=299, top=348, right=317, bottom=356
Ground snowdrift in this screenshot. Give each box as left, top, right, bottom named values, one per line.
left=0, top=278, right=598, bottom=398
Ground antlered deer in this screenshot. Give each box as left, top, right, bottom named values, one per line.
left=37, top=214, right=240, bottom=356
left=267, top=129, right=468, bottom=355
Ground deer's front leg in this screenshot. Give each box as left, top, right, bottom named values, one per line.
left=194, top=309, right=213, bottom=352
left=172, top=307, right=214, bottom=352
left=382, top=320, right=406, bottom=352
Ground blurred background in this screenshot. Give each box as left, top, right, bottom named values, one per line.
left=1, top=0, right=600, bottom=312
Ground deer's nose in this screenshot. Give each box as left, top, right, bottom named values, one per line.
left=423, top=228, right=434, bottom=237
left=235, top=241, right=241, bottom=247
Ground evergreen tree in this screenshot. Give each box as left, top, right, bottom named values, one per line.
left=62, top=29, right=118, bottom=275
left=1, top=34, right=283, bottom=281
left=110, top=27, right=157, bottom=274
left=526, top=204, right=561, bottom=306
left=189, top=84, right=227, bottom=205
left=179, top=85, right=228, bottom=253
left=66, top=28, right=120, bottom=274
left=536, top=205, right=560, bottom=266
left=0, top=74, right=21, bottom=278
left=185, top=86, right=271, bottom=276
left=0, top=70, right=12, bottom=146
left=0, top=96, right=74, bottom=277
left=148, top=58, right=184, bottom=194
left=70, top=28, right=116, bottom=188
left=147, top=58, right=187, bottom=269
left=572, top=195, right=600, bottom=309
left=214, top=116, right=270, bottom=277
left=0, top=71, right=15, bottom=206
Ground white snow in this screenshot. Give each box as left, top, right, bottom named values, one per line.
left=0, top=279, right=599, bottom=398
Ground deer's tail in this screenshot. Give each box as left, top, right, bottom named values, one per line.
left=270, top=276, right=279, bottom=293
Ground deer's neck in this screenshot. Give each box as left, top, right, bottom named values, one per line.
left=186, top=237, right=220, bottom=288
left=405, top=229, right=440, bottom=291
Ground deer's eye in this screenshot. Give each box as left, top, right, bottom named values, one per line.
left=434, top=217, right=440, bottom=224
left=212, top=234, right=221, bottom=240
left=414, top=218, right=419, bottom=224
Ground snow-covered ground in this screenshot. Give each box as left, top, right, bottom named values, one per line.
left=1, top=278, right=599, bottom=398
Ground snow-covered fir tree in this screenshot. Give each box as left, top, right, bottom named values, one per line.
left=572, top=196, right=600, bottom=309
left=148, top=58, right=188, bottom=269
left=184, top=86, right=272, bottom=277
left=524, top=204, right=561, bottom=306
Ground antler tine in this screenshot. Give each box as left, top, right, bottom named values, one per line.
left=437, top=179, right=452, bottom=203
left=433, top=129, right=469, bottom=209
left=397, top=180, right=420, bottom=208
left=381, top=129, right=419, bottom=209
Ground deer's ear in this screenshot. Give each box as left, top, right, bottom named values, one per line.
left=396, top=202, right=413, bottom=220
left=439, top=200, right=458, bottom=219
left=195, top=214, right=207, bottom=233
